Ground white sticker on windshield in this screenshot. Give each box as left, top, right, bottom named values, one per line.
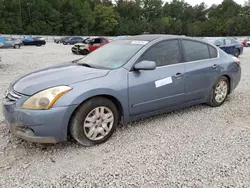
left=131, top=41, right=148, bottom=45
left=155, top=77, right=173, bottom=88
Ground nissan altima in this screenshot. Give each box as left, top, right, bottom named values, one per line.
left=2, top=35, right=241, bottom=146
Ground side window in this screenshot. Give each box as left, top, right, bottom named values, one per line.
left=214, top=39, right=225, bottom=46
left=101, top=38, right=107, bottom=43
left=183, top=40, right=210, bottom=62
left=94, top=38, right=101, bottom=44
left=208, top=46, right=218, bottom=58
left=139, top=40, right=182, bottom=67
left=225, top=39, right=232, bottom=45
left=231, top=39, right=239, bottom=44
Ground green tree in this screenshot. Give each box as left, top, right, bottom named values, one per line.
left=93, top=4, right=118, bottom=35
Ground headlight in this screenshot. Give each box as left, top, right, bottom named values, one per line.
left=22, top=86, right=72, bottom=110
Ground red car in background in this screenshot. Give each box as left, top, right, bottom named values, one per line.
left=72, top=37, right=109, bottom=55
left=88, top=37, right=109, bottom=52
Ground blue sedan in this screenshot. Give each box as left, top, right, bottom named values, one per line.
left=2, top=35, right=241, bottom=146
left=205, top=37, right=243, bottom=57
left=63, top=36, right=84, bottom=45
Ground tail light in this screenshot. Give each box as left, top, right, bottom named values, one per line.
left=232, top=56, right=240, bottom=66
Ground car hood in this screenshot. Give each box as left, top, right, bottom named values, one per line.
left=74, top=43, right=89, bottom=47
left=12, top=62, right=110, bottom=95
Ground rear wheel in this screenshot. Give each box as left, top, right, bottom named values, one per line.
left=208, top=76, right=229, bottom=107
left=233, top=49, right=240, bottom=57
left=70, top=97, right=119, bottom=147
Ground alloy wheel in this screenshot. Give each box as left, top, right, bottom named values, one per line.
left=83, top=107, right=114, bottom=141
left=214, top=80, right=228, bottom=103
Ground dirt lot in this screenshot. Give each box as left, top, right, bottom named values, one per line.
left=0, top=43, right=250, bottom=187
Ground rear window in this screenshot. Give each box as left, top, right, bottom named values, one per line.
left=225, top=39, right=232, bottom=45
left=183, top=40, right=210, bottom=62
left=209, top=46, right=218, bottom=58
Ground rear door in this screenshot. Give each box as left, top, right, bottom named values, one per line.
left=182, top=39, right=221, bottom=102
left=75, top=37, right=83, bottom=43
left=128, top=39, right=185, bottom=115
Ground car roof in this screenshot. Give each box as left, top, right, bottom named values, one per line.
left=124, top=34, right=179, bottom=41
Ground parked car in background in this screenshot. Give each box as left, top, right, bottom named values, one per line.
left=71, top=37, right=109, bottom=55
left=54, top=36, right=71, bottom=44
left=2, top=35, right=241, bottom=146
left=63, top=36, right=84, bottom=45
left=241, top=37, right=250, bottom=47
left=205, top=37, right=243, bottom=57
left=111, top=36, right=129, bottom=41
left=22, top=36, right=46, bottom=46
left=0, top=36, right=22, bottom=49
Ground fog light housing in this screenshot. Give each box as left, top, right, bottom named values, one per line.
left=18, top=127, right=35, bottom=136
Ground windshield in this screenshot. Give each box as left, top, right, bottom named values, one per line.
left=83, top=38, right=91, bottom=44
left=78, top=40, right=148, bottom=69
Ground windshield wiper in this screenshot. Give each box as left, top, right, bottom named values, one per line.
left=79, top=63, right=93, bottom=68
left=72, top=57, right=84, bottom=64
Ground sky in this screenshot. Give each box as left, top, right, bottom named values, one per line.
left=165, top=0, right=245, bottom=7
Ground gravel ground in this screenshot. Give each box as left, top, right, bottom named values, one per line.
left=0, top=43, right=250, bottom=188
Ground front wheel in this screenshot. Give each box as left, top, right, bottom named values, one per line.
left=14, top=44, right=20, bottom=49
left=70, top=97, right=119, bottom=147
left=80, top=49, right=89, bottom=55
left=208, top=76, right=229, bottom=107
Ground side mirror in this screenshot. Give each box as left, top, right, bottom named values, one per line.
left=134, top=60, right=156, bottom=71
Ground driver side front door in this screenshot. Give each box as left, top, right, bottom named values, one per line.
left=128, top=39, right=185, bottom=116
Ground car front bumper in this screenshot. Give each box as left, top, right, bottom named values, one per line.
left=71, top=47, right=79, bottom=54
left=5, top=120, right=57, bottom=143
left=2, top=95, right=78, bottom=143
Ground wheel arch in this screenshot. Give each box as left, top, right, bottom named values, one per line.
left=67, top=94, right=125, bottom=138
left=221, top=74, right=231, bottom=94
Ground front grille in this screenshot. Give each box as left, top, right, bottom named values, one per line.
left=3, top=89, right=23, bottom=105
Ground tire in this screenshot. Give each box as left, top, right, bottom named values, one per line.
left=14, top=44, right=20, bottom=49
left=233, top=49, right=240, bottom=57
left=208, top=76, right=229, bottom=107
left=80, top=49, right=89, bottom=55
left=70, top=97, right=119, bottom=147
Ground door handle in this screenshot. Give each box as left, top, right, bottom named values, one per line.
left=212, top=64, right=218, bottom=69
left=173, top=73, right=183, bottom=79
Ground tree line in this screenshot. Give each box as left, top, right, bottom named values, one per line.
left=0, top=0, right=250, bottom=37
